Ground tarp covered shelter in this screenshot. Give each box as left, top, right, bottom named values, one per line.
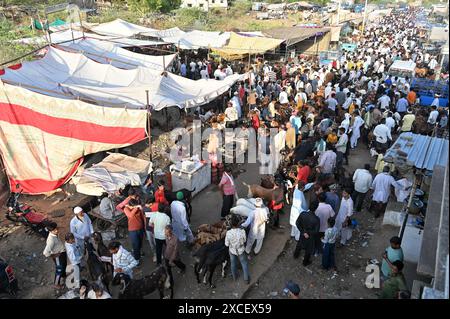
left=262, top=26, right=330, bottom=47
left=0, top=82, right=147, bottom=194
left=0, top=47, right=245, bottom=111
left=160, top=30, right=230, bottom=50
left=57, top=38, right=176, bottom=70
left=15, top=30, right=166, bottom=47
left=212, top=32, right=283, bottom=60
left=89, top=18, right=157, bottom=38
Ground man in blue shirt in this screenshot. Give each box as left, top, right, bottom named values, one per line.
left=180, top=63, right=187, bottom=77
left=396, top=95, right=409, bottom=117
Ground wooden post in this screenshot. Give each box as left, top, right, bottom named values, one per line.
left=146, top=90, right=153, bottom=179
left=78, top=10, right=85, bottom=38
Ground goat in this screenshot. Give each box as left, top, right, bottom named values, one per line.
left=92, top=232, right=114, bottom=279
left=242, top=182, right=284, bottom=204
left=84, top=239, right=110, bottom=292
left=111, top=266, right=173, bottom=299
left=193, top=238, right=229, bottom=288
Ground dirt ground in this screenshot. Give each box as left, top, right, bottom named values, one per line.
left=0, top=137, right=402, bottom=299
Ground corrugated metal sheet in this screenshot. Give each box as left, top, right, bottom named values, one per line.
left=262, top=27, right=330, bottom=47
left=384, top=133, right=449, bottom=171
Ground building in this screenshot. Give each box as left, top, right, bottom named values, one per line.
left=181, top=0, right=228, bottom=12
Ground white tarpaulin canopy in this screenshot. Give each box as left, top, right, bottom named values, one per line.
left=89, top=18, right=158, bottom=37
left=57, top=38, right=176, bottom=70
left=15, top=30, right=166, bottom=47
left=72, top=153, right=152, bottom=196
left=1, top=47, right=245, bottom=111
left=160, top=30, right=231, bottom=49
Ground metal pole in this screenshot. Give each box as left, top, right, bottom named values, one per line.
left=78, top=9, right=85, bottom=38
left=337, top=0, right=342, bottom=25
left=362, top=0, right=369, bottom=32
left=162, top=54, right=166, bottom=71
left=146, top=90, right=153, bottom=179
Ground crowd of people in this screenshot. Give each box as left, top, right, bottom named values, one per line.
left=40, top=7, right=447, bottom=299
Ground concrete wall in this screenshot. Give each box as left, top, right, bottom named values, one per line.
left=181, top=0, right=228, bottom=11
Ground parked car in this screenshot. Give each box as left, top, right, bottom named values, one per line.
left=0, top=256, right=18, bottom=298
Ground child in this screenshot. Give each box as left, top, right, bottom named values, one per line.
left=64, top=232, right=82, bottom=289
left=322, top=218, right=338, bottom=271
left=43, top=222, right=67, bottom=290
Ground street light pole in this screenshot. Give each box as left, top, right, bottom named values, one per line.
left=362, top=0, right=369, bottom=32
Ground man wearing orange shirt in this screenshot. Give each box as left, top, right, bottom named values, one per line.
left=154, top=180, right=169, bottom=206
left=407, top=90, right=416, bottom=105
left=123, top=199, right=146, bottom=263
left=296, top=160, right=311, bottom=184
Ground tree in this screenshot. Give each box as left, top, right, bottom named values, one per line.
left=126, top=0, right=180, bottom=14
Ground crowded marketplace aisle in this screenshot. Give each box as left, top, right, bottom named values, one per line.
left=0, top=4, right=448, bottom=300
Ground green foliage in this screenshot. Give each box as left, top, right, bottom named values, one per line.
left=126, top=0, right=181, bottom=14
left=0, top=19, right=41, bottom=65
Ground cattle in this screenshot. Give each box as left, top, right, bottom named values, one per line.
left=84, top=239, right=110, bottom=292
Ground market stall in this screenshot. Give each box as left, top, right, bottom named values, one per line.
left=170, top=159, right=211, bottom=197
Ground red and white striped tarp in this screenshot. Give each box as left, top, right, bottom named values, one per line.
left=0, top=82, right=147, bottom=194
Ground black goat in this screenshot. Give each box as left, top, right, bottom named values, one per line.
left=84, top=239, right=110, bottom=292
left=111, top=266, right=173, bottom=299
left=193, top=238, right=229, bottom=288
left=92, top=232, right=114, bottom=279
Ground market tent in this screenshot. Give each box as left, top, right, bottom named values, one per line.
left=0, top=82, right=147, bottom=194
left=262, top=26, right=330, bottom=47
left=89, top=18, right=157, bottom=37
left=15, top=30, right=166, bottom=47
left=161, top=30, right=231, bottom=50
left=0, top=47, right=246, bottom=111
left=57, top=38, right=176, bottom=70
left=212, top=32, right=283, bottom=60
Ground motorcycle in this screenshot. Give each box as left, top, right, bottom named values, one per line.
left=6, top=184, right=50, bottom=238
left=0, top=256, right=18, bottom=298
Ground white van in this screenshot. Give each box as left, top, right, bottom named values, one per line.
left=388, top=60, right=416, bottom=79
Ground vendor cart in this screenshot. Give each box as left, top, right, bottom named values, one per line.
left=86, top=206, right=128, bottom=239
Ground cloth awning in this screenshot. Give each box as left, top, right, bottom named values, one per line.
left=0, top=81, right=147, bottom=194
left=212, top=32, right=283, bottom=60
left=57, top=38, right=176, bottom=71
left=161, top=30, right=231, bottom=50
left=0, top=47, right=246, bottom=111
left=15, top=30, right=167, bottom=47
left=89, top=18, right=157, bottom=37
left=262, top=26, right=330, bottom=47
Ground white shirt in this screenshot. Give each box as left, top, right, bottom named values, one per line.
left=70, top=214, right=94, bottom=243
left=148, top=212, right=171, bottom=240
left=112, top=246, right=138, bottom=279
left=189, top=62, right=196, bottom=72
left=378, top=95, right=391, bottom=110
left=385, top=117, right=396, bottom=131
left=214, top=69, right=226, bottom=80
left=371, top=172, right=396, bottom=203
left=279, top=91, right=289, bottom=104
left=65, top=242, right=82, bottom=265
left=225, top=228, right=246, bottom=256
left=428, top=110, right=439, bottom=124
left=200, top=69, right=209, bottom=79
left=353, top=169, right=373, bottom=193
left=373, top=124, right=392, bottom=144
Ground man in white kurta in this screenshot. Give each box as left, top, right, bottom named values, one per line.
left=290, top=183, right=309, bottom=241
left=242, top=198, right=268, bottom=255
left=335, top=190, right=354, bottom=245
left=170, top=198, right=194, bottom=243
left=70, top=206, right=94, bottom=253
left=350, top=114, right=365, bottom=148
left=230, top=93, right=242, bottom=119
left=371, top=167, right=396, bottom=204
